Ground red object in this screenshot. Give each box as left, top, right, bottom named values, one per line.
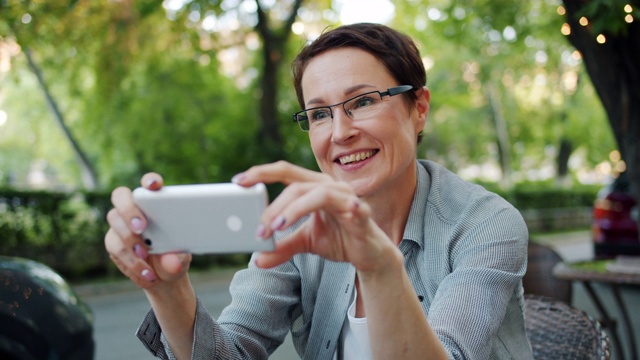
left=592, top=172, right=639, bottom=258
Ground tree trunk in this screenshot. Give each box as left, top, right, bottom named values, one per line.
left=556, top=111, right=573, bottom=185
left=486, top=85, right=512, bottom=188
left=24, top=49, right=99, bottom=190
left=562, top=0, right=640, bottom=238
left=557, top=138, right=573, bottom=180
left=254, top=0, right=304, bottom=162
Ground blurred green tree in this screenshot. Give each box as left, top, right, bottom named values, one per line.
left=393, top=0, right=615, bottom=187
left=0, top=0, right=621, bottom=192
left=0, top=0, right=326, bottom=188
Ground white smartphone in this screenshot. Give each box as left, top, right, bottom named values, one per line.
left=132, top=183, right=274, bottom=254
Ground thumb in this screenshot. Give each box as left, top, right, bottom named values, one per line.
left=150, top=252, right=192, bottom=282
left=255, top=231, right=309, bottom=268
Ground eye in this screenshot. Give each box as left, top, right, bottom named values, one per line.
left=352, top=96, right=377, bottom=109
left=309, top=108, right=331, bottom=122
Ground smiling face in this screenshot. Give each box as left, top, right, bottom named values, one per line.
left=301, top=47, right=430, bottom=199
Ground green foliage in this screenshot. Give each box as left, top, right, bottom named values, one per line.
left=0, top=188, right=109, bottom=278
left=476, top=179, right=599, bottom=209
left=504, top=185, right=598, bottom=210
left=1, top=0, right=619, bottom=190
left=0, top=62, right=84, bottom=187
left=577, top=0, right=639, bottom=36
left=392, top=0, right=616, bottom=178
left=0, top=190, right=101, bottom=245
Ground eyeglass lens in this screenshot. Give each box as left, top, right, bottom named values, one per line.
left=293, top=85, right=413, bottom=132
left=297, top=92, right=384, bottom=131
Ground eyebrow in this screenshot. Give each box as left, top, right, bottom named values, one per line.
left=305, top=83, right=377, bottom=107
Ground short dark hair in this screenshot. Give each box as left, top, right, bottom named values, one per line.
left=292, top=23, right=427, bottom=110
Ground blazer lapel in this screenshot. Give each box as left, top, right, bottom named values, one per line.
left=304, top=261, right=356, bottom=360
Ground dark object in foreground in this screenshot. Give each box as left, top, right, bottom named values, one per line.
left=0, top=256, right=94, bottom=360
left=592, top=171, right=639, bottom=258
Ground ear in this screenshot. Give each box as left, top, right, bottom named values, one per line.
left=414, top=86, right=430, bottom=132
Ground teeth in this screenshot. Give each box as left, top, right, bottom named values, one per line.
left=339, top=151, right=374, bottom=165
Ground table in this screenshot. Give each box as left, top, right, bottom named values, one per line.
left=553, top=259, right=640, bottom=360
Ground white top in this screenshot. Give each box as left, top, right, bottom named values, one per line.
left=333, top=289, right=372, bottom=360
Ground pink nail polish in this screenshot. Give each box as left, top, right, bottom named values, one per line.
left=255, top=224, right=266, bottom=239
left=133, top=244, right=147, bottom=259
left=141, top=269, right=156, bottom=282
left=231, top=173, right=246, bottom=184
left=270, top=216, right=286, bottom=231
left=131, top=217, right=145, bottom=234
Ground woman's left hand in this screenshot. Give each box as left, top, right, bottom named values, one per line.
left=232, top=161, right=395, bottom=272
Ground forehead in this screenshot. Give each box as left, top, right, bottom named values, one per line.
left=300, top=47, right=396, bottom=102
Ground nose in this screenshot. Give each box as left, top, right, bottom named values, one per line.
left=330, top=106, right=357, bottom=143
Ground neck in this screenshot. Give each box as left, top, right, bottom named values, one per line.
left=364, top=166, right=417, bottom=246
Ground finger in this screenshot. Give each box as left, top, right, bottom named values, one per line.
left=106, top=207, right=137, bottom=243
left=109, top=254, right=156, bottom=288
left=255, top=198, right=377, bottom=268
left=347, top=196, right=372, bottom=226
left=110, top=187, right=148, bottom=235
left=105, top=228, right=158, bottom=286
left=232, top=161, right=331, bottom=187
left=259, top=182, right=359, bottom=239
left=111, top=256, right=160, bottom=288
left=149, top=253, right=192, bottom=282
left=141, top=172, right=164, bottom=190
left=254, top=227, right=311, bottom=268
left=105, top=228, right=138, bottom=268
left=106, top=203, right=152, bottom=258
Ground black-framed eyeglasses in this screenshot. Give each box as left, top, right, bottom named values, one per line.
left=292, top=85, right=414, bottom=132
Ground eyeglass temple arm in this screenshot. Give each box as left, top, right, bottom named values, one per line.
left=385, top=85, right=414, bottom=96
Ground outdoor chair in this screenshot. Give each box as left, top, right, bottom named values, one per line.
left=524, top=294, right=610, bottom=360
left=523, top=242, right=572, bottom=303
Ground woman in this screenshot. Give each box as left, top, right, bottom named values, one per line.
left=106, top=23, right=532, bottom=359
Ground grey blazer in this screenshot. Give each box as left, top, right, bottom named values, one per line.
left=137, top=160, right=534, bottom=359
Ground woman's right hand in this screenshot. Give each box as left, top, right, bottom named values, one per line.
left=105, top=172, right=192, bottom=289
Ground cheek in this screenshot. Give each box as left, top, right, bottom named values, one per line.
left=382, top=110, right=414, bottom=135
left=380, top=112, right=420, bottom=148
left=309, top=133, right=330, bottom=164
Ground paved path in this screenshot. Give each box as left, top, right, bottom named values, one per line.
left=76, top=268, right=299, bottom=360
left=533, top=229, right=594, bottom=262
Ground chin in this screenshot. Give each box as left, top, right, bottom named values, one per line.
left=344, top=178, right=377, bottom=198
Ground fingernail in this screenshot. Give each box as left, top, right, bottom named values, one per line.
left=146, top=178, right=158, bottom=188
left=131, top=217, right=145, bottom=234
left=133, top=244, right=148, bottom=259
left=231, top=173, right=246, bottom=184
left=255, top=224, right=266, bottom=239
left=353, top=199, right=360, bottom=209
left=141, top=269, right=156, bottom=282
left=270, top=215, right=286, bottom=231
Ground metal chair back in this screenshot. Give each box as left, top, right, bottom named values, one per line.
left=524, top=295, right=610, bottom=360
left=523, top=242, right=573, bottom=303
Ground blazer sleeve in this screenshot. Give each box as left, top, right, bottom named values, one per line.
left=428, top=205, right=530, bottom=359
left=136, top=257, right=302, bottom=359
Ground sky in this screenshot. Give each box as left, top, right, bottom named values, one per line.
left=336, top=0, right=395, bottom=24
